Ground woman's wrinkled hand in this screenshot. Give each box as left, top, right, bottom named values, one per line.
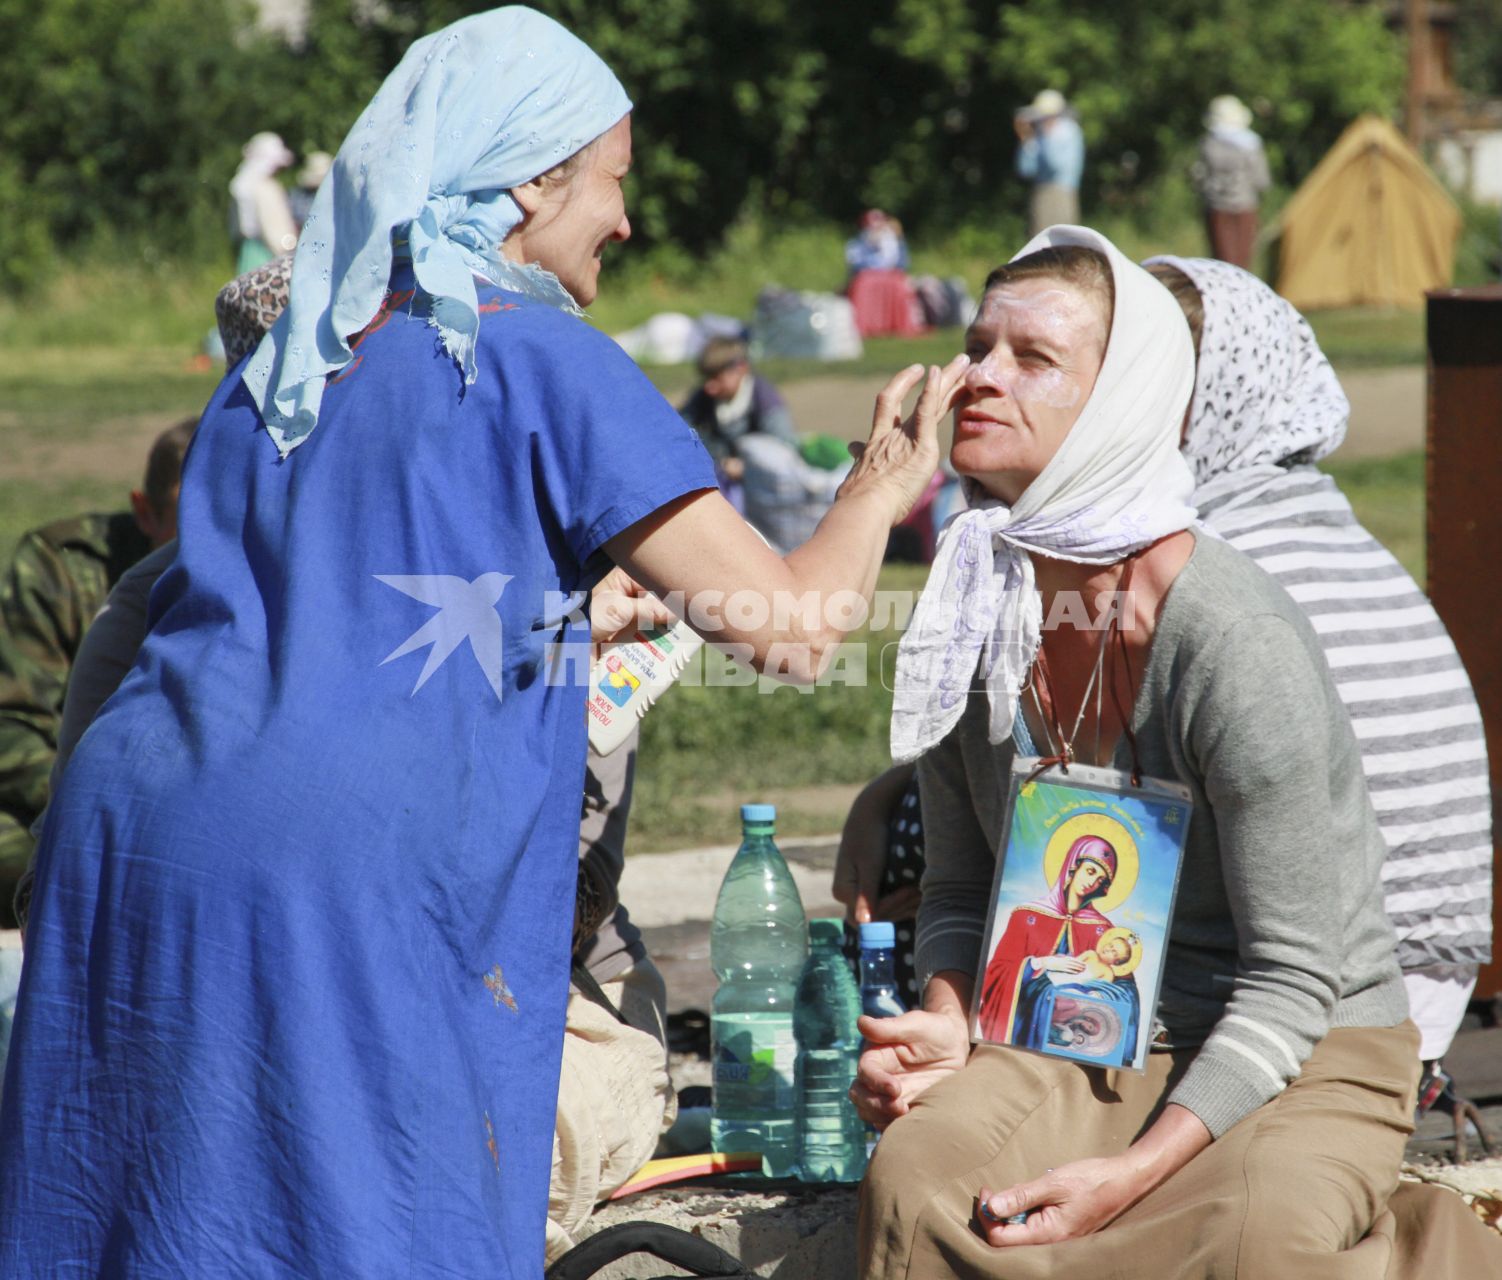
left=591, top=565, right=674, bottom=655
left=843, top=355, right=969, bottom=522
left=850, top=1007, right=970, bottom=1130
left=976, top=1155, right=1149, bottom=1248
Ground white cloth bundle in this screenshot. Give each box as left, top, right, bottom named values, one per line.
left=891, top=226, right=1197, bottom=763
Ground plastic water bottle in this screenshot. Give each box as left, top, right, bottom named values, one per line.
left=710, top=804, right=808, bottom=1177
left=858, top=921, right=907, bottom=1158
left=859, top=921, right=907, bottom=1020
left=794, top=918, right=867, bottom=1182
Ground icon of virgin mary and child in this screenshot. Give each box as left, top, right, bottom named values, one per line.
left=976, top=820, right=1144, bottom=1067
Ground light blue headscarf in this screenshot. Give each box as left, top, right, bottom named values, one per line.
left=242, top=6, right=632, bottom=457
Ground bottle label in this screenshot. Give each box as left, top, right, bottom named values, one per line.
left=713, top=1024, right=797, bottom=1108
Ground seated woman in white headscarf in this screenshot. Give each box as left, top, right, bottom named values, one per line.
left=1143, top=256, right=1492, bottom=1094
left=855, top=228, right=1502, bottom=1278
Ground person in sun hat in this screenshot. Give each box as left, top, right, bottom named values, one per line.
left=1192, top=94, right=1270, bottom=269
left=1014, top=89, right=1084, bottom=234
left=229, top=130, right=298, bottom=271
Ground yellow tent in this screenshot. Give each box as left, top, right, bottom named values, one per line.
left=1275, top=115, right=1462, bottom=311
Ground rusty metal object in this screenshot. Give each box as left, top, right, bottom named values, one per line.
left=1426, top=284, right=1502, bottom=1000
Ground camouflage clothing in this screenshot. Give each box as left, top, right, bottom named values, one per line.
left=0, top=513, right=151, bottom=926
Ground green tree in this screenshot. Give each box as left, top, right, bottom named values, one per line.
left=0, top=0, right=1406, bottom=290
left=0, top=0, right=277, bottom=258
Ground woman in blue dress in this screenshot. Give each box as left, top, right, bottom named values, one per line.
left=0, top=10, right=965, bottom=1276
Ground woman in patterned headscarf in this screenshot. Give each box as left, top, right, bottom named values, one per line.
left=1146, top=256, right=1491, bottom=1079
left=0, top=10, right=961, bottom=1275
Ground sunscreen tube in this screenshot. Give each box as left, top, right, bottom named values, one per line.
left=586, top=619, right=705, bottom=756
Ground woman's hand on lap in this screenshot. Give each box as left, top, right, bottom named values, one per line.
left=977, top=1103, right=1210, bottom=1248
left=977, top=1156, right=1146, bottom=1247
left=844, top=355, right=969, bottom=522
left=850, top=1007, right=969, bottom=1129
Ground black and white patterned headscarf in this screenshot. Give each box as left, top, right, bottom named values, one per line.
left=1147, top=256, right=1348, bottom=504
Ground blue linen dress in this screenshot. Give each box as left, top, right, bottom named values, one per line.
left=0, top=267, right=715, bottom=1277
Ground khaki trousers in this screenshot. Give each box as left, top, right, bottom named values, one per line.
left=545, top=958, right=676, bottom=1264
left=1028, top=184, right=1079, bottom=238
left=861, top=1022, right=1499, bottom=1278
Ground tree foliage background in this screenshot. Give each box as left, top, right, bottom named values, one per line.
left=0, top=0, right=1430, bottom=290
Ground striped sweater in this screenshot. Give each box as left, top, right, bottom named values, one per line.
left=1198, top=467, right=1492, bottom=970
left=915, top=531, right=1410, bottom=1138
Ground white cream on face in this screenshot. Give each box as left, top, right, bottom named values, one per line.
left=969, top=285, right=1105, bottom=413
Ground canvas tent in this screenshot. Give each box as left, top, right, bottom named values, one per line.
left=1275, top=115, right=1462, bottom=310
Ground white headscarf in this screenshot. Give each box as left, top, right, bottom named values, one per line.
left=1146, top=256, right=1348, bottom=512
left=242, top=8, right=632, bottom=457
left=890, top=226, right=1196, bottom=764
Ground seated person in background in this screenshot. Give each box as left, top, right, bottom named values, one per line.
left=845, top=208, right=909, bottom=279
left=832, top=762, right=923, bottom=1008
left=845, top=209, right=925, bottom=338
left=1144, top=255, right=1493, bottom=1102
left=677, top=337, right=800, bottom=486
left=0, top=417, right=195, bottom=926
left=553, top=725, right=675, bottom=1263
left=736, top=432, right=852, bottom=554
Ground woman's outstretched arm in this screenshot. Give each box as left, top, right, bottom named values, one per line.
left=605, top=357, right=968, bottom=680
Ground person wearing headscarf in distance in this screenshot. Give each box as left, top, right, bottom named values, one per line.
left=856, top=226, right=1498, bottom=1277
left=1192, top=96, right=1270, bottom=270
left=0, top=9, right=964, bottom=1276
left=1144, top=255, right=1492, bottom=1090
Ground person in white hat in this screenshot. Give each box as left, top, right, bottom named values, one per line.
left=228, top=131, right=298, bottom=272
left=1014, top=89, right=1084, bottom=235
left=1192, top=94, right=1270, bottom=269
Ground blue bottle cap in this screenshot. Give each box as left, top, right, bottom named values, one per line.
left=859, top=921, right=896, bottom=948
left=740, top=803, right=777, bottom=825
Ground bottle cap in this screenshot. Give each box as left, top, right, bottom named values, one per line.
left=859, top=921, right=896, bottom=948
left=740, top=803, right=777, bottom=826
left=809, top=917, right=844, bottom=945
